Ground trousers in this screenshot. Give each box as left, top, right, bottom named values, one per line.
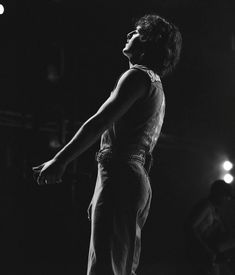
left=87, top=149, right=152, bottom=275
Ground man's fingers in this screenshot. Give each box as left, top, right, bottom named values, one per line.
left=38, top=174, right=47, bottom=186
left=32, top=164, right=47, bottom=185
left=47, top=177, right=62, bottom=185
left=32, top=164, right=44, bottom=172
left=37, top=175, right=62, bottom=185
left=32, top=161, right=62, bottom=185
left=46, top=175, right=55, bottom=185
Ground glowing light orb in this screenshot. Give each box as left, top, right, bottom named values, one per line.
left=223, top=161, right=233, bottom=171
left=224, top=174, right=234, bottom=184
left=0, top=4, right=4, bottom=15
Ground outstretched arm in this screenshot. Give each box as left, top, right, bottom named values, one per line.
left=33, top=68, right=149, bottom=185
left=52, top=68, right=149, bottom=165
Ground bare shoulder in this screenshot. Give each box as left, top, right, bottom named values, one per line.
left=116, top=67, right=151, bottom=98
left=120, top=67, right=151, bottom=85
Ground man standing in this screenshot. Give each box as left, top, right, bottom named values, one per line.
left=33, top=14, right=182, bottom=275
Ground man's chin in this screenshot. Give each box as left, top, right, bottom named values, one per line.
left=122, top=48, right=130, bottom=57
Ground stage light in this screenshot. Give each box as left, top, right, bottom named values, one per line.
left=0, top=4, right=4, bottom=15
left=224, top=174, right=234, bottom=184
left=223, top=160, right=233, bottom=171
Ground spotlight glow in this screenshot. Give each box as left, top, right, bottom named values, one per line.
left=223, top=161, right=233, bottom=171
left=0, top=4, right=4, bottom=15
left=224, top=174, right=234, bottom=184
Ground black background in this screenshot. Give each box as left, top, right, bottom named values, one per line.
left=0, top=0, right=235, bottom=274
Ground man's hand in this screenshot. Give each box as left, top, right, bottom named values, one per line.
left=32, top=158, right=66, bottom=186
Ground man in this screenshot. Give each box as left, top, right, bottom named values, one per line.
left=185, top=179, right=235, bottom=275
left=33, top=14, right=182, bottom=275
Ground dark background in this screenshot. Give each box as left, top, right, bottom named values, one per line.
left=0, top=0, right=235, bottom=274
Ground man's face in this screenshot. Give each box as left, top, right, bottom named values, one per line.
left=122, top=26, right=147, bottom=62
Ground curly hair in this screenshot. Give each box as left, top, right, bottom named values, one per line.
left=135, top=14, right=182, bottom=78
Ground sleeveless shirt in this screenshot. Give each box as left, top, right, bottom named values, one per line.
left=100, top=64, right=165, bottom=155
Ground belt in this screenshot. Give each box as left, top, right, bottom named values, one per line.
left=95, top=148, right=146, bottom=166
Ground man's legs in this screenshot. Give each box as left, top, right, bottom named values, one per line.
left=87, top=164, right=151, bottom=275
left=87, top=194, right=151, bottom=275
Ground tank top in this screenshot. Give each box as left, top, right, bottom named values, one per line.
left=100, top=64, right=165, bottom=155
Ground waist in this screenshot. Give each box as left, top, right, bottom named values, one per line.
left=95, top=147, right=147, bottom=166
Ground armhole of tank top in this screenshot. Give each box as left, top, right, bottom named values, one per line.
left=153, top=80, right=164, bottom=100
left=129, top=67, right=152, bottom=99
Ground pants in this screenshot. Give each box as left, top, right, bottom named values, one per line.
left=87, top=151, right=152, bottom=275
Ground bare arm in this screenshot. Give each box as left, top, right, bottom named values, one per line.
left=54, top=68, right=149, bottom=165
left=33, top=68, right=149, bottom=184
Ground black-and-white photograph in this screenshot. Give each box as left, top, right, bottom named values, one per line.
left=1, top=0, right=235, bottom=274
